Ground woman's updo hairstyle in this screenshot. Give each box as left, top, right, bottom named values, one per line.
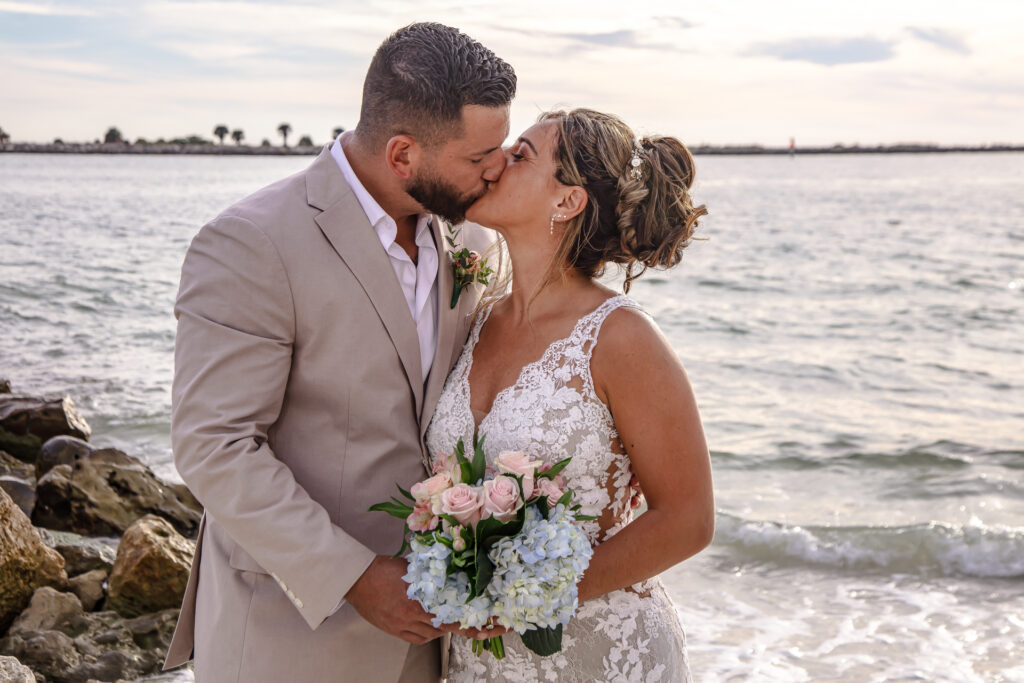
left=540, top=108, right=707, bottom=292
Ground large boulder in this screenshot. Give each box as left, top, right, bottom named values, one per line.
left=0, top=655, right=35, bottom=682
left=32, top=445, right=202, bottom=538
left=0, top=488, right=67, bottom=633
left=0, top=586, right=177, bottom=682
left=0, top=379, right=11, bottom=394
left=106, top=515, right=194, bottom=618
left=38, top=529, right=118, bottom=577
left=35, top=435, right=93, bottom=479
left=6, top=586, right=82, bottom=636
left=0, top=395, right=90, bottom=461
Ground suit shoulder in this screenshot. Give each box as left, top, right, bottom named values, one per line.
left=211, top=166, right=315, bottom=241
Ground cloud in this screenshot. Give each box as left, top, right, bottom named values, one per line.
left=745, top=36, right=896, bottom=66
left=906, top=26, right=970, bottom=55
left=0, top=1, right=93, bottom=15
left=653, top=16, right=697, bottom=30
left=490, top=26, right=689, bottom=54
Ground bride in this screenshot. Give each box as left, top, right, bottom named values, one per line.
left=425, top=108, right=715, bottom=682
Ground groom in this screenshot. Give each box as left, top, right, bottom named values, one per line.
left=162, top=23, right=514, bottom=682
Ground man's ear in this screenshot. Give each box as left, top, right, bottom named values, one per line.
left=385, top=135, right=422, bottom=181
left=556, top=186, right=588, bottom=220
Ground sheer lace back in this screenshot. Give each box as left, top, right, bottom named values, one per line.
left=426, top=294, right=645, bottom=545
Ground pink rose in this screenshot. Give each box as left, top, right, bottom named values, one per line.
left=411, top=472, right=452, bottom=503
left=495, top=450, right=540, bottom=499
left=407, top=500, right=438, bottom=532
left=441, top=484, right=484, bottom=528
left=482, top=476, right=522, bottom=523
left=535, top=477, right=564, bottom=503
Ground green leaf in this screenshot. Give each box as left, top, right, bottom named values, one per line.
left=538, top=457, right=572, bottom=479
left=471, top=433, right=488, bottom=483
left=473, top=545, right=494, bottom=599
left=368, top=502, right=414, bottom=519
left=535, top=496, right=550, bottom=520
left=453, top=438, right=473, bottom=483
left=521, top=625, right=563, bottom=657
left=396, top=483, right=415, bottom=501
left=555, top=491, right=573, bottom=507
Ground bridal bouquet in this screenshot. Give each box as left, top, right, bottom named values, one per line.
left=370, top=436, right=594, bottom=659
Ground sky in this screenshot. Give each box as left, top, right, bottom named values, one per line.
left=1, top=0, right=1023, bottom=147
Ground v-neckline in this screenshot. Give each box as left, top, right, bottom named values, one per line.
left=464, top=295, right=624, bottom=432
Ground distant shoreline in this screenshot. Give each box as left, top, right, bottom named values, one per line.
left=1, top=142, right=1023, bottom=156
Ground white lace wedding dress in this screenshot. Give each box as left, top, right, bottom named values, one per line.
left=425, top=295, right=691, bottom=683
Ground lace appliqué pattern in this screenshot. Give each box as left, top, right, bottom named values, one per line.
left=425, top=296, right=691, bottom=683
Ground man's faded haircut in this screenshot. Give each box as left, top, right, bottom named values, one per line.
left=356, top=22, right=517, bottom=151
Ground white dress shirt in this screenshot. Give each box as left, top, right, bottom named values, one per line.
left=330, top=134, right=439, bottom=381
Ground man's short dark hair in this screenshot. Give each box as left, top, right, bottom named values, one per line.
left=356, top=22, right=516, bottom=151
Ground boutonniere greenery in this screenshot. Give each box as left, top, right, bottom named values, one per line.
left=445, top=223, right=494, bottom=309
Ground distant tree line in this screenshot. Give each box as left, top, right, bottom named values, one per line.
left=12, top=124, right=347, bottom=147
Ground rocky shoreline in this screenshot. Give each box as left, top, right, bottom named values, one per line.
left=0, top=380, right=200, bottom=682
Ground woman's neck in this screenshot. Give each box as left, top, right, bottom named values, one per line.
left=503, top=238, right=590, bottom=324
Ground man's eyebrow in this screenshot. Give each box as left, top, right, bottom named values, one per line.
left=471, top=145, right=502, bottom=157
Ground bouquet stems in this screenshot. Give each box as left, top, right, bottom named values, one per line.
left=471, top=635, right=506, bottom=660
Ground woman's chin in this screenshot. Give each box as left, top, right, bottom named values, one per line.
left=464, top=203, right=491, bottom=227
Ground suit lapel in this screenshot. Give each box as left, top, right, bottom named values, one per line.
left=306, top=147, right=424, bottom=414
left=421, top=217, right=458, bottom=440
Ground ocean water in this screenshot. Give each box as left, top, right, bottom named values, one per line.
left=1, top=152, right=1022, bottom=681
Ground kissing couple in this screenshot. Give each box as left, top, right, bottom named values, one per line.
left=163, top=21, right=714, bottom=683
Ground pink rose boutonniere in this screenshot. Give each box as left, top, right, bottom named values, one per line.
left=446, top=222, right=494, bottom=308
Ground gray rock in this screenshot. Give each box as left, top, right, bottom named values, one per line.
left=0, top=488, right=68, bottom=632
left=0, top=395, right=90, bottom=462
left=38, top=529, right=118, bottom=577
left=0, top=451, right=33, bottom=480
left=7, top=587, right=82, bottom=636
left=4, top=630, right=81, bottom=680
left=69, top=570, right=107, bottom=612
left=107, top=516, right=194, bottom=618
left=32, top=447, right=201, bottom=538
left=0, top=606, right=179, bottom=683
left=0, top=475, right=34, bottom=518
left=36, top=435, right=93, bottom=479
left=0, top=655, right=35, bottom=682
left=0, top=379, right=10, bottom=394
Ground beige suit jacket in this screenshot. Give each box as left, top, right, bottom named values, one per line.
left=163, top=146, right=490, bottom=682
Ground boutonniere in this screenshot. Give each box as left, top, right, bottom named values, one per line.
left=445, top=222, right=494, bottom=309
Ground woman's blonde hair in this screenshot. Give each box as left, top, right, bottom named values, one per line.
left=538, top=108, right=708, bottom=294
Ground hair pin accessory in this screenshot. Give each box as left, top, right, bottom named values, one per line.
left=629, top=144, right=644, bottom=181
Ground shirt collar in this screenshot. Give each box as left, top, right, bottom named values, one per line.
left=329, top=133, right=435, bottom=252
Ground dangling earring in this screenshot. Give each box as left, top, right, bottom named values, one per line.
left=550, top=214, right=565, bottom=236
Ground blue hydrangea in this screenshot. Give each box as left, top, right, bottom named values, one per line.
left=486, top=505, right=593, bottom=634
left=403, top=537, right=490, bottom=629
left=402, top=505, right=593, bottom=634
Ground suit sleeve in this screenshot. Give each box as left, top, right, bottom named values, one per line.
left=171, top=214, right=376, bottom=630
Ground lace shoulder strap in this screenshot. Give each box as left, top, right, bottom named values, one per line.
left=468, top=296, right=501, bottom=347
left=572, top=295, right=647, bottom=395
left=577, top=295, right=646, bottom=356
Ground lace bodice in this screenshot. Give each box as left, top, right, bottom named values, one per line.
left=426, top=294, right=692, bottom=682
left=426, top=295, right=644, bottom=546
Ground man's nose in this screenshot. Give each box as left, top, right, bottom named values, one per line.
left=481, top=148, right=507, bottom=182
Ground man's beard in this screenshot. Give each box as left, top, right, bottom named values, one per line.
left=405, top=169, right=485, bottom=225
